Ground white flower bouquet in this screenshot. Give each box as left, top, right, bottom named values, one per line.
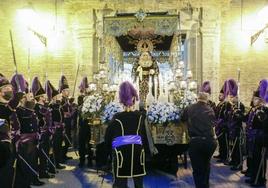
left=101, top=102, right=123, bottom=124
left=81, top=93, right=105, bottom=119
left=175, top=90, right=197, bottom=111
left=147, top=102, right=180, bottom=125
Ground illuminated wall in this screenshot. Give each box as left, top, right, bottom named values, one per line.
left=220, top=0, right=268, bottom=104
left=0, top=0, right=268, bottom=104
left=0, top=0, right=85, bottom=94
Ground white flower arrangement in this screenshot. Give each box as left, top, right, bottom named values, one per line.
left=81, top=93, right=105, bottom=119
left=147, top=102, right=180, bottom=124
left=177, top=91, right=197, bottom=110
left=101, top=102, right=123, bottom=123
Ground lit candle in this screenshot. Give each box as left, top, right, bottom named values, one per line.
left=102, top=83, right=108, bottom=91
left=175, top=68, right=183, bottom=79
left=169, top=81, right=176, bottom=91
left=180, top=81, right=187, bottom=90
left=154, top=76, right=158, bottom=101
left=186, top=70, right=193, bottom=79
left=178, top=60, right=185, bottom=69
left=136, top=77, right=140, bottom=97
left=189, top=81, right=197, bottom=90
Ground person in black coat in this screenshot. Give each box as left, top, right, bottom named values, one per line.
left=105, top=81, right=148, bottom=188
left=45, top=80, right=66, bottom=170
left=214, top=86, right=228, bottom=162
left=32, top=77, right=54, bottom=179
left=77, top=76, right=92, bottom=168
left=12, top=74, right=45, bottom=187
left=244, top=79, right=268, bottom=187
left=0, top=75, right=22, bottom=188
left=59, top=75, right=73, bottom=161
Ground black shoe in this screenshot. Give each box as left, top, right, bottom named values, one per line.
left=48, top=168, right=58, bottom=174
left=78, top=162, right=84, bottom=168
left=229, top=161, right=235, bottom=166
left=39, top=172, right=55, bottom=179
left=245, top=172, right=251, bottom=177
left=31, top=179, right=45, bottom=186
left=64, top=156, right=73, bottom=160
left=216, top=159, right=224, bottom=163
left=87, top=161, right=93, bottom=168
left=245, top=178, right=253, bottom=184
left=56, top=164, right=66, bottom=169
left=250, top=182, right=266, bottom=187
left=230, top=166, right=242, bottom=171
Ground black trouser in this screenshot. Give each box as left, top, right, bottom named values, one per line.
left=245, top=156, right=253, bottom=174
left=245, top=138, right=254, bottom=174
left=15, top=140, right=38, bottom=187
left=72, top=113, right=78, bottom=149
left=0, top=141, right=14, bottom=188
left=217, top=129, right=228, bottom=160
left=78, top=125, right=92, bottom=165
left=39, top=132, right=50, bottom=175
left=251, top=138, right=267, bottom=184
left=230, top=135, right=242, bottom=167
left=63, top=118, right=72, bottom=158
left=53, top=128, right=63, bottom=165
left=189, top=137, right=217, bottom=188
left=96, top=142, right=108, bottom=167
left=113, top=176, right=143, bottom=188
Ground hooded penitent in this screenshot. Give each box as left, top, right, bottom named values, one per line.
left=200, top=81, right=211, bottom=95
left=10, top=74, right=27, bottom=93
left=79, top=76, right=89, bottom=93
left=224, top=79, right=238, bottom=97
left=58, top=75, right=69, bottom=93
left=119, top=81, right=139, bottom=107
left=31, top=76, right=46, bottom=98
left=253, top=79, right=268, bottom=103
left=45, top=80, right=59, bottom=101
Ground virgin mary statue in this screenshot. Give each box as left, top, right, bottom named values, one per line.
left=132, top=43, right=159, bottom=106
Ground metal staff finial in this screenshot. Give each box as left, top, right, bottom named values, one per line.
left=9, top=30, right=22, bottom=92
left=237, top=68, right=241, bottom=109
left=72, top=63, right=80, bottom=98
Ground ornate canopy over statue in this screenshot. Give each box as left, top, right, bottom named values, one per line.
left=104, top=15, right=178, bottom=37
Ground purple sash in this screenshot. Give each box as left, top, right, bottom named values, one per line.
left=112, top=135, right=142, bottom=149
left=15, top=133, right=39, bottom=151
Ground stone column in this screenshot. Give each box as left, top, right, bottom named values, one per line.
left=200, top=7, right=221, bottom=101
left=73, top=10, right=96, bottom=83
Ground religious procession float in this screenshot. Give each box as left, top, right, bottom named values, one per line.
left=80, top=40, right=197, bottom=172
left=79, top=12, right=199, bottom=173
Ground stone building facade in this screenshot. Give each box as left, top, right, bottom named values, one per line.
left=0, top=0, right=267, bottom=104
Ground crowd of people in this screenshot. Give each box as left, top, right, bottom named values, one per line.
left=0, top=72, right=267, bottom=188
left=183, top=79, right=268, bottom=188
left=213, top=79, right=268, bottom=187
left=0, top=73, right=84, bottom=188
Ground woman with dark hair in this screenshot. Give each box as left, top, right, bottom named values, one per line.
left=105, top=81, right=148, bottom=188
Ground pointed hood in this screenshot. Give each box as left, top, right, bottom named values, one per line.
left=200, top=81, right=211, bottom=94
left=58, top=75, right=69, bottom=93
left=31, top=76, right=45, bottom=98
left=10, top=74, right=27, bottom=93
left=225, top=79, right=238, bottom=97
left=79, top=76, right=89, bottom=93
left=253, top=79, right=268, bottom=103
left=45, top=80, right=59, bottom=101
